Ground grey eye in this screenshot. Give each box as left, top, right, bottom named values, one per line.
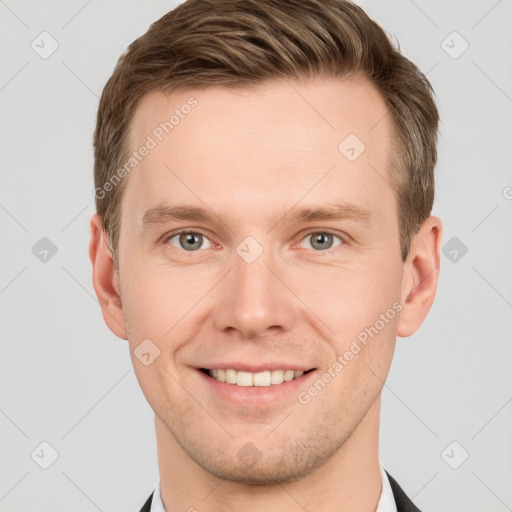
left=300, top=232, right=342, bottom=251
left=168, top=232, right=212, bottom=251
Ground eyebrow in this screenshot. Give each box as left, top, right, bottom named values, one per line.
left=140, top=202, right=372, bottom=229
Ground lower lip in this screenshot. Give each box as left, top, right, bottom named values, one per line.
left=196, top=369, right=317, bottom=407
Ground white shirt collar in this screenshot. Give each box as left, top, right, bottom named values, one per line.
left=377, top=464, right=398, bottom=512
left=150, top=463, right=397, bottom=512
left=149, top=480, right=165, bottom=512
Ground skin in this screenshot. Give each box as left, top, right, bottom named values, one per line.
left=89, top=76, right=442, bottom=512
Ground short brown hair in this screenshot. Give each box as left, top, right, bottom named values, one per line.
left=93, top=0, right=439, bottom=267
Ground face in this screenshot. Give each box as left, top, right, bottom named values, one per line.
left=114, top=76, right=407, bottom=484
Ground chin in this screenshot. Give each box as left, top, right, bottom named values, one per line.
left=188, top=438, right=338, bottom=486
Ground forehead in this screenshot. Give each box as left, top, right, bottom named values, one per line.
left=129, top=76, right=391, bottom=157
left=123, top=76, right=394, bottom=223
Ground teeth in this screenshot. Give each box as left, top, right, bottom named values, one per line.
left=225, top=369, right=237, bottom=384
left=284, top=370, right=295, bottom=382
left=207, top=368, right=306, bottom=386
left=253, top=370, right=271, bottom=386
left=271, top=370, right=284, bottom=385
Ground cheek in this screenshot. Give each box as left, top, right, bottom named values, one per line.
left=290, top=256, right=403, bottom=346
left=304, top=261, right=401, bottom=410
left=120, top=257, right=212, bottom=334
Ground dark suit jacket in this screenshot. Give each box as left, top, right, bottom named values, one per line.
left=139, top=470, right=421, bottom=512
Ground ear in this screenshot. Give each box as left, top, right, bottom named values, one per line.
left=397, top=215, right=442, bottom=337
left=89, top=213, right=128, bottom=340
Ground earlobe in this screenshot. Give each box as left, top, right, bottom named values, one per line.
left=397, top=215, right=442, bottom=338
left=89, top=213, right=128, bottom=340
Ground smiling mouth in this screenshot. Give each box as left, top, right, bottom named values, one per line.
left=200, top=368, right=316, bottom=387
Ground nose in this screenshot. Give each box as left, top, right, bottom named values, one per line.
left=211, top=241, right=299, bottom=339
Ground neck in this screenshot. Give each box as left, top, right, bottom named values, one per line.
left=155, top=397, right=382, bottom=512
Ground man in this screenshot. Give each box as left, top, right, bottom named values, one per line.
left=89, top=1, right=442, bottom=510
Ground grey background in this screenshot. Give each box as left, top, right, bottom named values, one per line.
left=1, top=0, right=511, bottom=511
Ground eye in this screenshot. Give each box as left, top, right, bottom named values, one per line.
left=166, top=231, right=213, bottom=251
left=298, top=231, right=343, bottom=251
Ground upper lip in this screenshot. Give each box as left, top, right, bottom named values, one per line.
left=197, top=362, right=316, bottom=372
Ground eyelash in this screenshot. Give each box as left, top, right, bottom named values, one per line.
left=162, top=228, right=346, bottom=253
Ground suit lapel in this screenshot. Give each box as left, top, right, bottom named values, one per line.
left=385, top=471, right=422, bottom=512
left=139, top=474, right=422, bottom=512
left=139, top=490, right=154, bottom=512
